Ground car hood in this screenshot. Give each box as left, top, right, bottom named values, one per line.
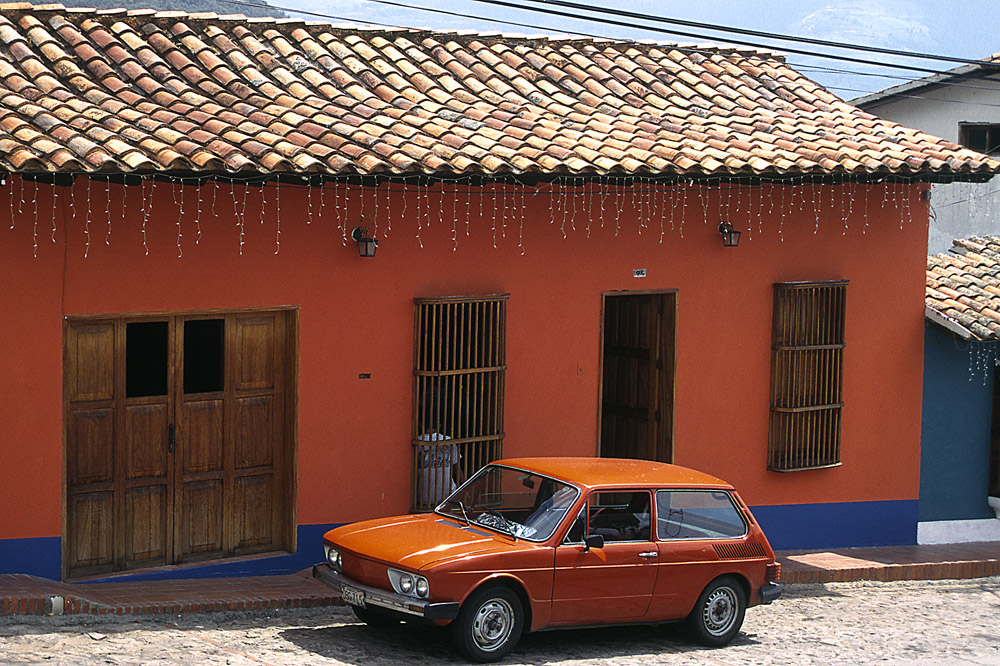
left=328, top=514, right=520, bottom=570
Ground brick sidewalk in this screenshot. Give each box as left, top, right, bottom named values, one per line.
left=779, top=541, right=999, bottom=583
left=0, top=569, right=340, bottom=617
left=1, top=542, right=997, bottom=616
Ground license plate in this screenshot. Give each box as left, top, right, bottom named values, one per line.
left=342, top=584, right=366, bottom=608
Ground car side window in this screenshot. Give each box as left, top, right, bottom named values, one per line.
left=585, top=491, right=652, bottom=542
left=655, top=489, right=748, bottom=540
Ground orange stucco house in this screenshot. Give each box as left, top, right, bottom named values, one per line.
left=1, top=4, right=997, bottom=581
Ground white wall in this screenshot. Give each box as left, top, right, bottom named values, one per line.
left=860, top=74, right=1000, bottom=254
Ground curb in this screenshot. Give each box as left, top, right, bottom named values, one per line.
left=780, top=558, right=1000, bottom=584
left=1, top=593, right=343, bottom=617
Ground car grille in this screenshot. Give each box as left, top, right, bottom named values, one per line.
left=342, top=551, right=391, bottom=589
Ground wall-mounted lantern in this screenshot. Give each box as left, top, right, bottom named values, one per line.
left=718, top=221, right=742, bottom=248
left=351, top=226, right=378, bottom=258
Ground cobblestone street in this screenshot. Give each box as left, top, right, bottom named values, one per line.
left=2, top=578, right=999, bottom=665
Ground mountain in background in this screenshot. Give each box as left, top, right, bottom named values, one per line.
left=55, top=0, right=287, bottom=18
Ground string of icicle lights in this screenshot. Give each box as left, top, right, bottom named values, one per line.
left=4, top=172, right=998, bottom=258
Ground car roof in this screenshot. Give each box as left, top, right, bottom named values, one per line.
left=493, top=457, right=733, bottom=490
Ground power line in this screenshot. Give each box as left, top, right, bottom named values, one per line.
left=492, top=0, right=999, bottom=69
left=216, top=0, right=999, bottom=98
left=440, top=0, right=962, bottom=75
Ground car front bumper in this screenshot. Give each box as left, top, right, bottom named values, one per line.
left=760, top=581, right=783, bottom=604
left=312, top=564, right=460, bottom=621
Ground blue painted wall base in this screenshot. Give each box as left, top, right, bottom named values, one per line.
left=0, top=524, right=341, bottom=583
left=750, top=499, right=919, bottom=550
left=1, top=500, right=920, bottom=580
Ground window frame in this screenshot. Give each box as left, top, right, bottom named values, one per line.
left=654, top=489, right=748, bottom=541
left=959, top=123, right=1000, bottom=155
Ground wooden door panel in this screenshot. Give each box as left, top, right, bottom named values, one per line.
left=124, top=484, right=168, bottom=564
left=66, top=323, right=114, bottom=402
left=601, top=294, right=673, bottom=463
left=235, top=396, right=274, bottom=469
left=181, top=400, right=224, bottom=474
left=67, top=408, right=114, bottom=485
left=180, top=479, right=224, bottom=557
left=236, top=317, right=275, bottom=390
left=66, top=491, right=113, bottom=571
left=234, top=474, right=274, bottom=551
left=66, top=310, right=292, bottom=578
left=125, top=404, right=168, bottom=479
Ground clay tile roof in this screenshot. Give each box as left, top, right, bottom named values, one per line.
left=927, top=236, right=1000, bottom=340
left=0, top=3, right=996, bottom=179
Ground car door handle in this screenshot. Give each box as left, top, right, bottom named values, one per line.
left=638, top=551, right=658, bottom=559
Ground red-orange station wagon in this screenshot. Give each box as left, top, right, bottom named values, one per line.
left=314, top=457, right=782, bottom=661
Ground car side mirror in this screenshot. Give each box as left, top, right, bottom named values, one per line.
left=583, top=534, right=604, bottom=551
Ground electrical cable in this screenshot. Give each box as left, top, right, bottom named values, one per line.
left=214, top=0, right=1000, bottom=98
left=482, top=0, right=999, bottom=69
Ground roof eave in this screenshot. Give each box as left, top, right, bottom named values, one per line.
left=852, top=62, right=1000, bottom=109
left=925, top=304, right=976, bottom=341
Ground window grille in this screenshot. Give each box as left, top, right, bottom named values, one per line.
left=412, top=295, right=507, bottom=511
left=768, top=281, right=847, bottom=472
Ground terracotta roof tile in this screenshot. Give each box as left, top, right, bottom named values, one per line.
left=0, top=4, right=993, bottom=178
left=927, top=237, right=1000, bottom=340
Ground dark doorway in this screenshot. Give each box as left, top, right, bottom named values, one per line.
left=599, top=292, right=676, bottom=462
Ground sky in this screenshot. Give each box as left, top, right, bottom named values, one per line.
left=260, top=0, right=1000, bottom=98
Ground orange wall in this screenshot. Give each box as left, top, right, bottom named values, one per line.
left=0, top=177, right=928, bottom=537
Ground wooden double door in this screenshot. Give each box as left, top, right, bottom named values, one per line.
left=64, top=309, right=296, bottom=579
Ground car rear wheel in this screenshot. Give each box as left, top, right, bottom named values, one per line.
left=450, top=585, right=524, bottom=662
left=685, top=576, right=746, bottom=646
left=351, top=604, right=401, bottom=627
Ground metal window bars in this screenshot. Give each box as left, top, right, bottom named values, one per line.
left=411, top=295, right=508, bottom=511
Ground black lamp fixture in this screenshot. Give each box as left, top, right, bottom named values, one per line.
left=351, top=226, right=378, bottom=258
left=718, top=221, right=742, bottom=247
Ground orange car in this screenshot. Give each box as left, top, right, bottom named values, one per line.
left=314, top=457, right=782, bottom=662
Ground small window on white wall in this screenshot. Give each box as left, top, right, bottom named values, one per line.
left=959, top=123, right=1000, bottom=155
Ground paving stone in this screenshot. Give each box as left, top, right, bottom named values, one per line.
left=0, top=578, right=998, bottom=665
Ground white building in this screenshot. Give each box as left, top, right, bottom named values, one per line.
left=854, top=56, right=1000, bottom=254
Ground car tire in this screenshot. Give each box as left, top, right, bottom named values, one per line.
left=450, top=584, right=524, bottom=662
left=351, top=604, right=401, bottom=627
left=685, top=576, right=746, bottom=647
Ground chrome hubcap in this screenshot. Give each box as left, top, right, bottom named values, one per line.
left=471, top=598, right=514, bottom=651
left=703, top=587, right=737, bottom=636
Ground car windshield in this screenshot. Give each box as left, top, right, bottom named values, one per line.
left=436, top=464, right=580, bottom=542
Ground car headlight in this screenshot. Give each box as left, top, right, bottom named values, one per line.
left=388, top=569, right=429, bottom=598
left=325, top=545, right=341, bottom=572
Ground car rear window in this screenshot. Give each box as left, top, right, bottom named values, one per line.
left=655, top=490, right=747, bottom=540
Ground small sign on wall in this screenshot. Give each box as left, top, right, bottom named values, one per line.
left=633, top=269, right=647, bottom=278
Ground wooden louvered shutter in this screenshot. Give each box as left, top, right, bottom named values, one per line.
left=768, top=281, right=847, bottom=471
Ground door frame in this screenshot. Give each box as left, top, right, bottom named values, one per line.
left=62, top=305, right=299, bottom=580
left=596, top=290, right=677, bottom=463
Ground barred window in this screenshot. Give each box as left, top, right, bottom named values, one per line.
left=768, top=281, right=847, bottom=472
left=411, top=295, right=507, bottom=511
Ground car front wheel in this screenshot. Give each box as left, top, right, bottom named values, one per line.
left=685, top=576, right=746, bottom=646
left=450, top=585, right=524, bottom=662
